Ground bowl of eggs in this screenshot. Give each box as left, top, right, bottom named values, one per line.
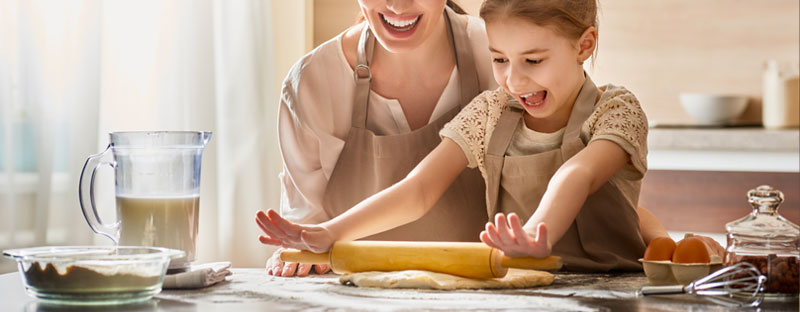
left=639, top=233, right=723, bottom=285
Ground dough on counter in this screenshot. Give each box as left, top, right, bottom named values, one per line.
left=339, top=269, right=554, bottom=290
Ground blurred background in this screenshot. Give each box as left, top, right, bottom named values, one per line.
left=1, top=0, right=798, bottom=273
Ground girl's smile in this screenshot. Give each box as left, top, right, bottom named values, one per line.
left=519, top=90, right=548, bottom=111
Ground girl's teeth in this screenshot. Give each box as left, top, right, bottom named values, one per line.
left=383, top=15, right=419, bottom=29
left=521, top=91, right=546, bottom=106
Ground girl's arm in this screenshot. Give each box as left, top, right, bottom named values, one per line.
left=256, top=138, right=468, bottom=253
left=637, top=206, right=669, bottom=244
left=481, top=139, right=629, bottom=257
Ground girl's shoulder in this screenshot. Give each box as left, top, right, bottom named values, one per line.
left=587, top=84, right=648, bottom=136
left=596, top=84, right=642, bottom=110
left=468, top=87, right=512, bottom=111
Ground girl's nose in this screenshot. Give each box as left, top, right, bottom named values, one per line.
left=506, top=63, right=529, bottom=92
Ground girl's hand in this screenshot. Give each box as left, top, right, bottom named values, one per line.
left=480, top=213, right=551, bottom=258
left=255, top=209, right=335, bottom=253
left=265, top=247, right=331, bottom=277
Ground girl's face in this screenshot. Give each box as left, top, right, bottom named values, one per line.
left=358, top=0, right=447, bottom=53
left=487, top=17, right=595, bottom=130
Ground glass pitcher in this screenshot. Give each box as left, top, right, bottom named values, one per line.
left=79, top=131, right=211, bottom=271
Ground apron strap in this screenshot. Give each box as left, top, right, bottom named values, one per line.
left=560, top=74, right=598, bottom=159
left=485, top=102, right=524, bottom=215
left=352, top=24, right=375, bottom=129
left=444, top=7, right=480, bottom=108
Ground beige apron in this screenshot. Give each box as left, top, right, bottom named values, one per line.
left=484, top=76, right=646, bottom=272
left=322, top=8, right=487, bottom=242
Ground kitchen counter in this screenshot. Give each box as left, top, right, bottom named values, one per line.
left=1, top=269, right=797, bottom=311
left=647, top=127, right=800, bottom=172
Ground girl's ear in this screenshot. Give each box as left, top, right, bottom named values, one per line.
left=576, top=26, right=597, bottom=64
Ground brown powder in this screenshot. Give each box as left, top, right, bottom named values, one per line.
left=23, top=262, right=161, bottom=293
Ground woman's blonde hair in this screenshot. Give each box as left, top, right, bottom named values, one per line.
left=480, top=0, right=599, bottom=59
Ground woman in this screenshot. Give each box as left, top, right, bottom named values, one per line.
left=270, top=0, right=498, bottom=276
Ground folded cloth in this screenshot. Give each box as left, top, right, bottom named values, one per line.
left=163, top=262, right=232, bottom=289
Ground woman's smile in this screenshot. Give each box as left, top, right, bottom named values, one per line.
left=379, top=13, right=422, bottom=38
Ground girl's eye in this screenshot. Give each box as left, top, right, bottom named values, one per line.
left=526, top=59, right=543, bottom=65
left=492, top=58, right=508, bottom=64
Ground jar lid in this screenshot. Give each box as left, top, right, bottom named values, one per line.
left=725, top=185, right=800, bottom=239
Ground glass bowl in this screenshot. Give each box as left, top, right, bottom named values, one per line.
left=3, top=246, right=183, bottom=305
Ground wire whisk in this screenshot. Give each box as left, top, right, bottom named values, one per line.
left=639, top=262, right=767, bottom=307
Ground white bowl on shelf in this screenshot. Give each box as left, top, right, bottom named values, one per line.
left=679, top=93, right=748, bottom=126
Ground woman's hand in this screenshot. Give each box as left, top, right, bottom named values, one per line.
left=480, top=213, right=551, bottom=258
left=255, top=209, right=335, bottom=253
left=265, top=247, right=331, bottom=277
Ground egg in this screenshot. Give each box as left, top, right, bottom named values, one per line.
left=672, top=236, right=711, bottom=264
left=643, top=237, right=676, bottom=261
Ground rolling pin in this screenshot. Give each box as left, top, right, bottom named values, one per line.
left=280, top=241, right=562, bottom=279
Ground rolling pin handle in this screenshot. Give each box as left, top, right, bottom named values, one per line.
left=499, top=255, right=563, bottom=271
left=279, top=249, right=330, bottom=264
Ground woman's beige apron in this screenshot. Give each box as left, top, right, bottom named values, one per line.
left=322, top=8, right=487, bottom=242
left=484, top=76, right=646, bottom=271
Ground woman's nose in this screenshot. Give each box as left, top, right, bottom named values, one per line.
left=385, top=0, right=413, bottom=13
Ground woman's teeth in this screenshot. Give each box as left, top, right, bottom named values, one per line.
left=382, top=14, right=420, bottom=31
left=521, top=91, right=547, bottom=106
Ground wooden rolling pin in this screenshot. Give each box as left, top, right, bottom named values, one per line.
left=281, top=241, right=562, bottom=279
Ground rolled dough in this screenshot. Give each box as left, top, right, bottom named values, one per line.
left=339, top=269, right=554, bottom=290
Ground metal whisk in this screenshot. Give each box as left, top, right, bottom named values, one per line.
left=639, top=262, right=767, bottom=308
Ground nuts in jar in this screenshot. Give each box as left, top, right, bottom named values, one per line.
left=728, top=254, right=799, bottom=294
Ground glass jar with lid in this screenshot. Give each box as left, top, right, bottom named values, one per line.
left=725, top=185, right=799, bottom=299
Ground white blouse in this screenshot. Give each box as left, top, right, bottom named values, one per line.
left=278, top=15, right=498, bottom=224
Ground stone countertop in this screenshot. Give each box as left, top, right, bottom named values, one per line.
left=646, top=127, right=800, bottom=172
left=648, top=127, right=799, bottom=151
left=2, top=269, right=797, bottom=311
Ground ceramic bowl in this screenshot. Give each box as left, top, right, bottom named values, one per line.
left=3, top=246, right=183, bottom=305
left=679, top=93, right=748, bottom=126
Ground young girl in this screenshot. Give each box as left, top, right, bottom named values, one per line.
left=257, top=0, right=678, bottom=271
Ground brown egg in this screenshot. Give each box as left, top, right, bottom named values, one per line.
left=672, top=236, right=711, bottom=264
left=643, top=237, right=676, bottom=261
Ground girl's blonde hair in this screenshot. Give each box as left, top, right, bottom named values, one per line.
left=480, top=0, right=599, bottom=60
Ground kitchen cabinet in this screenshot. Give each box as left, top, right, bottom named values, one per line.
left=1, top=269, right=797, bottom=311
left=643, top=127, right=800, bottom=233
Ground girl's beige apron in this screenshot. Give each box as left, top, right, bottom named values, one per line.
left=322, top=8, right=487, bottom=241
left=484, top=76, right=646, bottom=271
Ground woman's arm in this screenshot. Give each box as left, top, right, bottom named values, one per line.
left=257, top=138, right=469, bottom=252
left=481, top=139, right=629, bottom=257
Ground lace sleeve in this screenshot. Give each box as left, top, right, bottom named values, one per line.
left=441, top=88, right=508, bottom=178
left=587, top=86, right=649, bottom=180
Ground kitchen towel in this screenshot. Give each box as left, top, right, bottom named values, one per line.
left=163, top=262, right=232, bottom=289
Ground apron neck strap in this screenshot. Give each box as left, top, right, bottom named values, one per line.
left=563, top=74, right=598, bottom=140
left=560, top=73, right=598, bottom=158
left=443, top=7, right=479, bottom=109
left=487, top=100, right=524, bottom=157
left=352, top=24, right=374, bottom=128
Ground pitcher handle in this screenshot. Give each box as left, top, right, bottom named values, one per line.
left=78, top=144, right=119, bottom=244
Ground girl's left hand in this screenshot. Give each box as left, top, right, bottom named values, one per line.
left=480, top=213, right=551, bottom=258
